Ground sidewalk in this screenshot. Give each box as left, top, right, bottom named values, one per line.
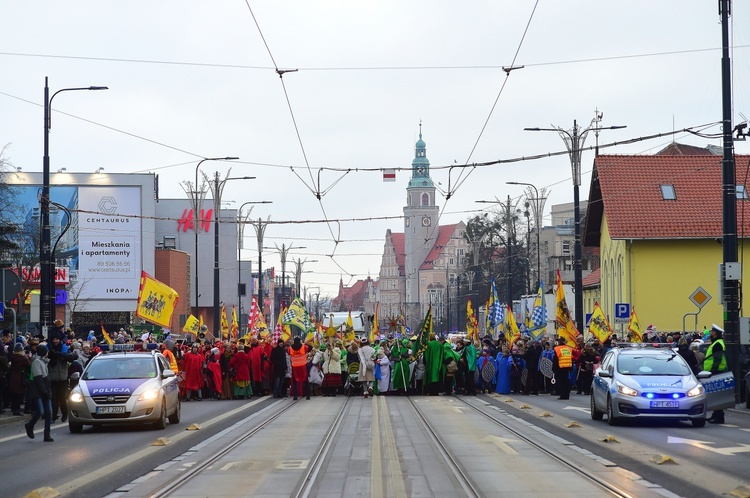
left=0, top=410, right=29, bottom=427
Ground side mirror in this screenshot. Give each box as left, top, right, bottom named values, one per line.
left=596, top=368, right=612, bottom=378
left=70, top=372, right=80, bottom=381
left=162, top=369, right=176, bottom=379
left=696, top=370, right=712, bottom=379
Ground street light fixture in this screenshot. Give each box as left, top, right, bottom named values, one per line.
left=507, top=181, right=546, bottom=291
left=524, top=116, right=625, bottom=332
left=237, top=200, right=272, bottom=331
left=189, top=157, right=238, bottom=320
left=41, top=77, right=107, bottom=331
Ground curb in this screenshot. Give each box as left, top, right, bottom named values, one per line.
left=0, top=414, right=30, bottom=426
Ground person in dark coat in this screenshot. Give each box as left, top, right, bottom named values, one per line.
left=576, top=344, right=599, bottom=395
left=25, top=344, right=53, bottom=442
left=270, top=339, right=288, bottom=398
left=676, top=338, right=699, bottom=374
left=522, top=341, right=541, bottom=395
left=8, top=343, right=30, bottom=415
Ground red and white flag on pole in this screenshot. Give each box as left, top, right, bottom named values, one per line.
left=247, top=295, right=260, bottom=337
left=383, top=169, right=396, bottom=182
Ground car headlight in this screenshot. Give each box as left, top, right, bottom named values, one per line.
left=138, top=388, right=159, bottom=401
left=69, top=391, right=84, bottom=403
left=687, top=384, right=704, bottom=397
left=616, top=381, right=638, bottom=397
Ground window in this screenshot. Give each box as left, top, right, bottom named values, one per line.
left=449, top=257, right=455, bottom=265
left=459, top=248, right=464, bottom=256
left=421, top=193, right=430, bottom=206
left=562, top=241, right=571, bottom=255
left=737, top=185, right=749, bottom=199
left=660, top=184, right=676, bottom=200
left=420, top=278, right=426, bottom=287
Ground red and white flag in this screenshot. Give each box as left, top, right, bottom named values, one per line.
left=247, top=295, right=260, bottom=337
left=383, top=169, right=396, bottom=182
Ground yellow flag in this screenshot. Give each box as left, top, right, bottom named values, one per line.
left=466, top=299, right=478, bottom=341
left=199, top=313, right=204, bottom=330
left=136, top=271, right=179, bottom=328
left=370, top=303, right=379, bottom=343
left=220, top=304, right=229, bottom=339
left=231, top=305, right=239, bottom=339
left=504, top=304, right=521, bottom=346
left=628, top=307, right=642, bottom=342
left=344, top=310, right=356, bottom=342
left=101, top=325, right=114, bottom=347
left=588, top=302, right=613, bottom=343
left=182, top=315, right=199, bottom=334
left=326, top=314, right=336, bottom=338
left=554, top=270, right=580, bottom=346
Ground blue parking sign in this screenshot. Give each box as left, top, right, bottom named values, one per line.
left=614, top=303, right=630, bottom=324
left=0, top=302, right=4, bottom=321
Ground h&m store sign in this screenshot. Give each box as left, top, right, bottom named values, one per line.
left=177, top=209, right=213, bottom=233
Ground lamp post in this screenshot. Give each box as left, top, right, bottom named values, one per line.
left=41, top=77, right=107, bottom=332
left=476, top=196, right=516, bottom=304
left=208, top=170, right=253, bottom=338
left=293, top=258, right=317, bottom=297
left=507, top=181, right=547, bottom=290
left=189, top=157, right=237, bottom=319
left=275, top=244, right=306, bottom=309
left=525, top=116, right=625, bottom=332
left=251, top=217, right=271, bottom=324
left=237, top=201, right=272, bottom=333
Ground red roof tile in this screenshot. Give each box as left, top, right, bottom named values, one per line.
left=584, top=154, right=750, bottom=244
left=420, top=224, right=460, bottom=270
left=582, top=267, right=600, bottom=288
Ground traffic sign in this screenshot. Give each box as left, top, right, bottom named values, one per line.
left=0, top=302, right=4, bottom=321
left=614, top=303, right=630, bottom=324
left=585, top=313, right=592, bottom=327
left=2, top=269, right=22, bottom=302
left=689, top=287, right=711, bottom=309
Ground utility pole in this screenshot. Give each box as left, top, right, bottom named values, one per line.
left=506, top=195, right=513, bottom=304
left=719, top=0, right=741, bottom=402
left=251, top=217, right=270, bottom=323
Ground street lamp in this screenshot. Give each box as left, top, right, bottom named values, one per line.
left=237, top=200, right=272, bottom=331
left=275, top=244, right=306, bottom=309
left=41, top=77, right=107, bottom=331
left=476, top=196, right=516, bottom=304
left=525, top=116, right=625, bottom=332
left=293, top=258, right=318, bottom=298
left=507, top=181, right=547, bottom=291
left=208, top=170, right=253, bottom=338
left=189, top=157, right=238, bottom=320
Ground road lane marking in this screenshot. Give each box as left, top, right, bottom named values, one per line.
left=451, top=407, right=464, bottom=413
left=667, top=436, right=750, bottom=455
left=481, top=435, right=519, bottom=455
left=563, top=406, right=590, bottom=414
left=381, top=397, right=407, bottom=497
left=0, top=422, right=68, bottom=444
left=370, top=397, right=383, bottom=498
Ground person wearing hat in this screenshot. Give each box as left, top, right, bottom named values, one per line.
left=357, top=338, right=376, bottom=398
left=553, top=337, right=574, bottom=400
left=25, top=344, right=54, bottom=442
left=288, top=336, right=310, bottom=400
left=322, top=341, right=342, bottom=397
left=47, top=332, right=76, bottom=422
left=423, top=333, right=444, bottom=396
left=270, top=339, right=288, bottom=398
left=229, top=344, right=253, bottom=399
left=390, top=338, right=411, bottom=395
left=705, top=324, right=728, bottom=424
left=8, top=342, right=31, bottom=415
left=182, top=343, right=205, bottom=401
left=460, top=338, right=478, bottom=395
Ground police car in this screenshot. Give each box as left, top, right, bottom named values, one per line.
left=67, top=344, right=181, bottom=433
left=590, top=344, right=710, bottom=427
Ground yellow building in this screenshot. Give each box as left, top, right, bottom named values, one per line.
left=583, top=149, right=750, bottom=335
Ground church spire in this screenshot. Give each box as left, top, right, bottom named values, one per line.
left=409, top=122, right=433, bottom=188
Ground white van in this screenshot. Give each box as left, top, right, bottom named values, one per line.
left=321, top=311, right=367, bottom=338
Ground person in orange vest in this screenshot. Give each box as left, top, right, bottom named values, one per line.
left=288, top=337, right=310, bottom=400
left=553, top=337, right=574, bottom=400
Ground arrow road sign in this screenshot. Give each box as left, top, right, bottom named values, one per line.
left=481, top=435, right=519, bottom=455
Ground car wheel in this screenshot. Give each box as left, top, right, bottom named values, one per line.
left=69, top=421, right=83, bottom=434
left=590, top=393, right=603, bottom=420
left=168, top=399, right=181, bottom=425
left=692, top=418, right=706, bottom=428
left=607, top=395, right=619, bottom=426
left=153, top=399, right=167, bottom=430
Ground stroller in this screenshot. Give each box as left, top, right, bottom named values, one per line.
left=344, top=362, right=363, bottom=397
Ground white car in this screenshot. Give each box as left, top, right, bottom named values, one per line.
left=68, top=344, right=181, bottom=432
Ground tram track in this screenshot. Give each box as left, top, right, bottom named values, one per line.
left=453, top=395, right=636, bottom=498
left=149, top=396, right=350, bottom=498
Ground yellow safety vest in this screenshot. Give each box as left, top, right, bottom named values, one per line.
left=555, top=345, right=573, bottom=368
left=703, top=338, right=727, bottom=372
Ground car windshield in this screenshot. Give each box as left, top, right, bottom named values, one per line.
left=616, top=354, right=691, bottom=376
left=83, top=357, right=157, bottom=380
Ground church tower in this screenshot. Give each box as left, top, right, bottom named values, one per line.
left=403, top=124, right=439, bottom=309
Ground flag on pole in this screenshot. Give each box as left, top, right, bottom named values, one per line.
left=231, top=305, right=239, bottom=340
left=504, top=304, right=521, bottom=346
left=588, top=302, right=613, bottom=343
left=282, top=298, right=312, bottom=333
left=199, top=313, right=204, bottom=331
left=220, top=304, right=229, bottom=339
left=488, top=279, right=504, bottom=335
left=325, top=314, right=337, bottom=338
left=272, top=306, right=285, bottom=343
left=628, top=307, right=642, bottom=342
left=344, top=309, right=356, bottom=342
left=101, top=325, right=114, bottom=347
left=529, top=281, right=547, bottom=340
left=370, top=303, right=379, bottom=343
left=466, top=298, right=478, bottom=342
left=411, top=305, right=433, bottom=358
left=247, top=295, right=259, bottom=335
left=554, top=270, right=580, bottom=346
left=182, top=315, right=200, bottom=335
left=136, top=271, right=179, bottom=328
left=383, top=169, right=396, bottom=182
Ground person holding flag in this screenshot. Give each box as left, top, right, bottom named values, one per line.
left=554, top=270, right=580, bottom=346
left=627, top=307, right=643, bottom=343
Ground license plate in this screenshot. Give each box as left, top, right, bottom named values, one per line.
left=96, top=406, right=126, bottom=414
left=650, top=400, right=678, bottom=408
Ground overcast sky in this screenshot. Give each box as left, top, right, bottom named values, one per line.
left=2, top=1, right=749, bottom=299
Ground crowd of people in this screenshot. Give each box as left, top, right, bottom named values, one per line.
left=0, top=320, right=731, bottom=444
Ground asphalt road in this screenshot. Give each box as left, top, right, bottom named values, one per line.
left=1, top=397, right=276, bottom=498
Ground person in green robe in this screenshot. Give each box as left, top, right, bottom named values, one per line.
left=423, top=334, right=444, bottom=396
left=442, top=340, right=460, bottom=395
left=460, top=338, right=477, bottom=395
left=391, top=339, right=411, bottom=394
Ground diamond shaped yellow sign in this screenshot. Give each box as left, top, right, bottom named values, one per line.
left=689, top=286, right=711, bottom=309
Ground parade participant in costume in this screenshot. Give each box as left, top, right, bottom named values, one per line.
left=182, top=343, right=205, bottom=401
left=705, top=324, right=728, bottom=424
left=288, top=337, right=310, bottom=400
left=423, top=334, right=444, bottom=396
left=309, top=344, right=325, bottom=396
left=261, top=338, right=273, bottom=395
left=391, top=339, right=411, bottom=395
left=205, top=348, right=223, bottom=399
left=321, top=341, right=342, bottom=397
left=336, top=339, right=347, bottom=393
left=487, top=347, right=506, bottom=394
left=375, top=347, right=391, bottom=395
left=220, top=342, right=234, bottom=400
left=460, top=338, right=477, bottom=395
left=357, top=338, right=376, bottom=398
left=270, top=339, right=288, bottom=398
left=553, top=337, right=574, bottom=400
left=442, top=339, right=459, bottom=395
left=248, top=339, right=266, bottom=396
left=228, top=344, right=252, bottom=399
left=509, top=346, right=525, bottom=394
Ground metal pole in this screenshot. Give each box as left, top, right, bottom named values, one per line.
left=213, top=172, right=221, bottom=338
left=719, top=0, right=741, bottom=402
